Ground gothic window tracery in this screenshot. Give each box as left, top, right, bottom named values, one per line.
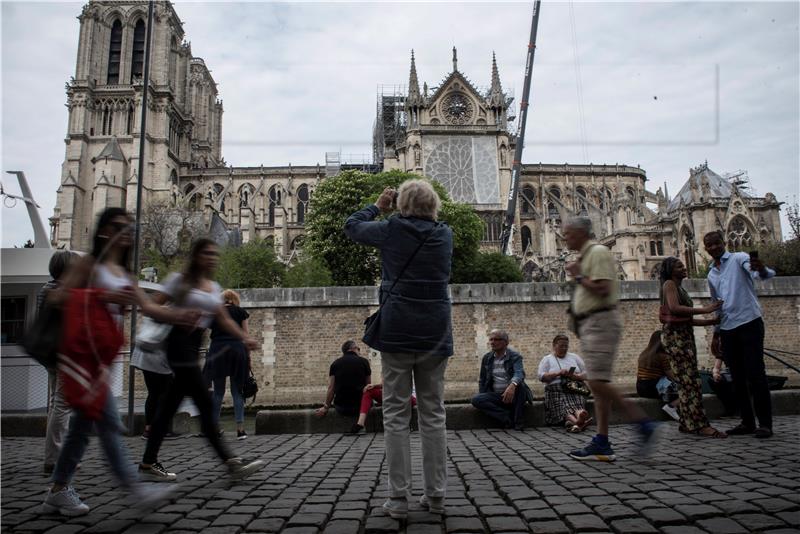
left=268, top=185, right=281, bottom=226
left=296, top=184, right=309, bottom=224
left=576, top=186, right=588, bottom=215
left=521, top=186, right=536, bottom=216
left=239, top=183, right=254, bottom=208
left=480, top=212, right=503, bottom=243
left=184, top=183, right=200, bottom=211
left=521, top=225, right=533, bottom=253
left=547, top=186, right=561, bottom=221
left=727, top=216, right=754, bottom=251
left=107, top=20, right=122, bottom=84
left=168, top=36, right=178, bottom=87
left=131, top=20, right=146, bottom=82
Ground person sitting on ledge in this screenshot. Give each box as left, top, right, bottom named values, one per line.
left=315, top=340, right=371, bottom=418
left=349, top=381, right=417, bottom=434
left=538, top=334, right=592, bottom=432
left=636, top=330, right=681, bottom=422
left=471, top=329, right=533, bottom=431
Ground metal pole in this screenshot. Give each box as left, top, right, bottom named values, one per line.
left=501, top=1, right=542, bottom=255
left=127, top=0, right=155, bottom=435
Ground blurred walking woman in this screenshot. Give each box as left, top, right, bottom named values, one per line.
left=42, top=208, right=191, bottom=516
left=345, top=180, right=453, bottom=519
left=139, top=239, right=265, bottom=481
left=659, top=257, right=726, bottom=438
left=205, top=289, right=251, bottom=440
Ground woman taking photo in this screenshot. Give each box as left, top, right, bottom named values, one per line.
left=139, top=238, right=265, bottom=481
left=42, top=208, right=193, bottom=516
left=659, top=257, right=726, bottom=438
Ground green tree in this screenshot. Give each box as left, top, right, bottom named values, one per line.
left=216, top=238, right=285, bottom=289
left=305, top=169, right=485, bottom=286
left=283, top=255, right=334, bottom=288
left=759, top=238, right=800, bottom=276
left=451, top=251, right=524, bottom=284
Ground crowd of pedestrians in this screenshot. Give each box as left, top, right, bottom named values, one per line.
left=32, top=188, right=780, bottom=521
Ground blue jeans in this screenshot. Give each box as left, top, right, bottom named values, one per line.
left=52, top=394, right=137, bottom=488
left=471, top=389, right=526, bottom=426
left=212, top=376, right=244, bottom=425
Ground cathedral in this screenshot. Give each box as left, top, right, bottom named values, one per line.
left=51, top=0, right=784, bottom=281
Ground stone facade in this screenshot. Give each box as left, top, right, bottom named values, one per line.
left=119, top=278, right=800, bottom=407
left=52, top=1, right=784, bottom=274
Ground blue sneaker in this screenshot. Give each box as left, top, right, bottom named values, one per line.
left=637, top=420, right=661, bottom=457
left=569, top=438, right=616, bottom=462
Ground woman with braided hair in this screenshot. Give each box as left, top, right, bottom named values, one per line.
left=659, top=257, right=726, bottom=438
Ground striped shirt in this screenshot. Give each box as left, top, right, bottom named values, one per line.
left=492, top=353, right=509, bottom=394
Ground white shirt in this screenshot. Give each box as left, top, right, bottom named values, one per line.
left=537, top=352, right=586, bottom=386
left=162, top=272, right=222, bottom=329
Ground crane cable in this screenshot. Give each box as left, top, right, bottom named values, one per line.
left=569, top=1, right=589, bottom=164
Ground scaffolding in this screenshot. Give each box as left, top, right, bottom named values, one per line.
left=373, top=85, right=407, bottom=166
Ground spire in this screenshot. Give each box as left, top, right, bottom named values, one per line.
left=452, top=46, right=458, bottom=72
left=488, top=51, right=504, bottom=107
left=664, top=181, right=670, bottom=202
left=408, top=49, right=420, bottom=101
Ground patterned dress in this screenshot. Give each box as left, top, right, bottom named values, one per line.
left=660, top=285, right=709, bottom=432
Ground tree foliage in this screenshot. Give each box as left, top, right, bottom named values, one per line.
left=305, top=169, right=486, bottom=286
left=139, top=200, right=204, bottom=279
left=216, top=238, right=285, bottom=289
left=451, top=251, right=524, bottom=284
left=759, top=238, right=800, bottom=276
left=283, top=255, right=334, bottom=288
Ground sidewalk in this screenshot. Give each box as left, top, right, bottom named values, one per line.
left=2, top=415, right=798, bottom=533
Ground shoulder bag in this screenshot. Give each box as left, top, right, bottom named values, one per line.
left=555, top=356, right=591, bottom=397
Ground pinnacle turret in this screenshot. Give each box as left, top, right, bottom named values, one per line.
left=488, top=52, right=504, bottom=107
left=408, top=50, right=421, bottom=101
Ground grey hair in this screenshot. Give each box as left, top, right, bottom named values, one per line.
left=564, top=216, right=593, bottom=237
left=397, top=179, right=441, bottom=220
left=489, top=329, right=509, bottom=342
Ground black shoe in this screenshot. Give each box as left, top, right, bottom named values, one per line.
left=348, top=423, right=365, bottom=435
left=514, top=424, right=525, bottom=432
left=726, top=424, right=756, bottom=435
left=237, top=430, right=248, bottom=441
left=754, top=427, right=773, bottom=439
left=163, top=432, right=182, bottom=440
left=196, top=430, right=224, bottom=438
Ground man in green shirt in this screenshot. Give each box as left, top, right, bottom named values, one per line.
left=563, top=217, right=658, bottom=462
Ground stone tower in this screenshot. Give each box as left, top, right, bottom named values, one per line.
left=50, top=0, right=222, bottom=250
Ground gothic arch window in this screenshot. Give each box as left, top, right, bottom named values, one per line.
left=521, top=186, right=536, bottom=215
left=184, top=183, right=200, bottom=211
left=168, top=36, right=178, bottom=87
left=291, top=235, right=305, bottom=251
left=126, top=101, right=135, bottom=134
left=576, top=186, right=588, bottom=215
left=170, top=169, right=178, bottom=187
left=268, top=185, right=281, bottom=226
left=239, top=183, right=254, bottom=208
left=727, top=216, right=754, bottom=251
left=296, top=184, right=309, bottom=224
left=547, top=186, right=561, bottom=221
left=626, top=186, right=636, bottom=201
left=521, top=225, right=533, bottom=253
left=107, top=20, right=123, bottom=84
left=130, top=19, right=146, bottom=82
left=481, top=212, right=503, bottom=243
left=264, top=235, right=275, bottom=247
left=599, top=187, right=613, bottom=211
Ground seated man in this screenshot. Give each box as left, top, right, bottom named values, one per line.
left=315, top=340, right=371, bottom=417
left=636, top=330, right=680, bottom=421
left=471, top=329, right=533, bottom=430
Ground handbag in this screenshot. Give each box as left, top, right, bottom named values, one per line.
left=23, top=302, right=62, bottom=370
left=240, top=369, right=258, bottom=403
left=555, top=357, right=591, bottom=397
left=134, top=276, right=191, bottom=351
left=363, top=225, right=436, bottom=348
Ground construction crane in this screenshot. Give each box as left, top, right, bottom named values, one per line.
left=500, top=1, right=543, bottom=256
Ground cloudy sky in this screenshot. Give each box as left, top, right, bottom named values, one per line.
left=2, top=0, right=798, bottom=247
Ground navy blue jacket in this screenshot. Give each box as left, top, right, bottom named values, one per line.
left=344, top=204, right=454, bottom=357
left=479, top=349, right=534, bottom=402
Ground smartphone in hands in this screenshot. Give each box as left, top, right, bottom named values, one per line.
left=568, top=366, right=576, bottom=376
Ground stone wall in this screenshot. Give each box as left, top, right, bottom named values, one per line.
left=232, top=277, right=800, bottom=407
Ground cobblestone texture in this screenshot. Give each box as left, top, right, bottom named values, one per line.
left=2, top=416, right=798, bottom=533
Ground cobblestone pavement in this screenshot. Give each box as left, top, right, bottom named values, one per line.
left=2, top=415, right=799, bottom=533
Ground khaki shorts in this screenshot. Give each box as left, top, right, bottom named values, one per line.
left=578, top=309, right=622, bottom=382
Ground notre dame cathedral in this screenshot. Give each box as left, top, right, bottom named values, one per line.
left=51, top=0, right=784, bottom=281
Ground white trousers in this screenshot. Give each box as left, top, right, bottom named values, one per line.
left=381, top=351, right=448, bottom=499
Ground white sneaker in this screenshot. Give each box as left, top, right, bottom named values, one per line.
left=42, top=486, right=90, bottom=516
left=419, top=494, right=445, bottom=515
left=662, top=404, right=680, bottom=422
left=382, top=497, right=408, bottom=519
left=226, top=458, right=266, bottom=480
left=138, top=462, right=177, bottom=482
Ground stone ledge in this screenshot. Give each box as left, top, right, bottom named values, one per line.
left=0, top=410, right=192, bottom=437
left=239, top=277, right=800, bottom=308
left=255, top=389, right=800, bottom=434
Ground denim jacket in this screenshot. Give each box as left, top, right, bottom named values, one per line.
left=479, top=349, right=534, bottom=402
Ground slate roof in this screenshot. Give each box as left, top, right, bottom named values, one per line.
left=667, top=164, right=748, bottom=211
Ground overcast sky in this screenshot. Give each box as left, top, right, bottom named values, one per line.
left=2, top=1, right=798, bottom=247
